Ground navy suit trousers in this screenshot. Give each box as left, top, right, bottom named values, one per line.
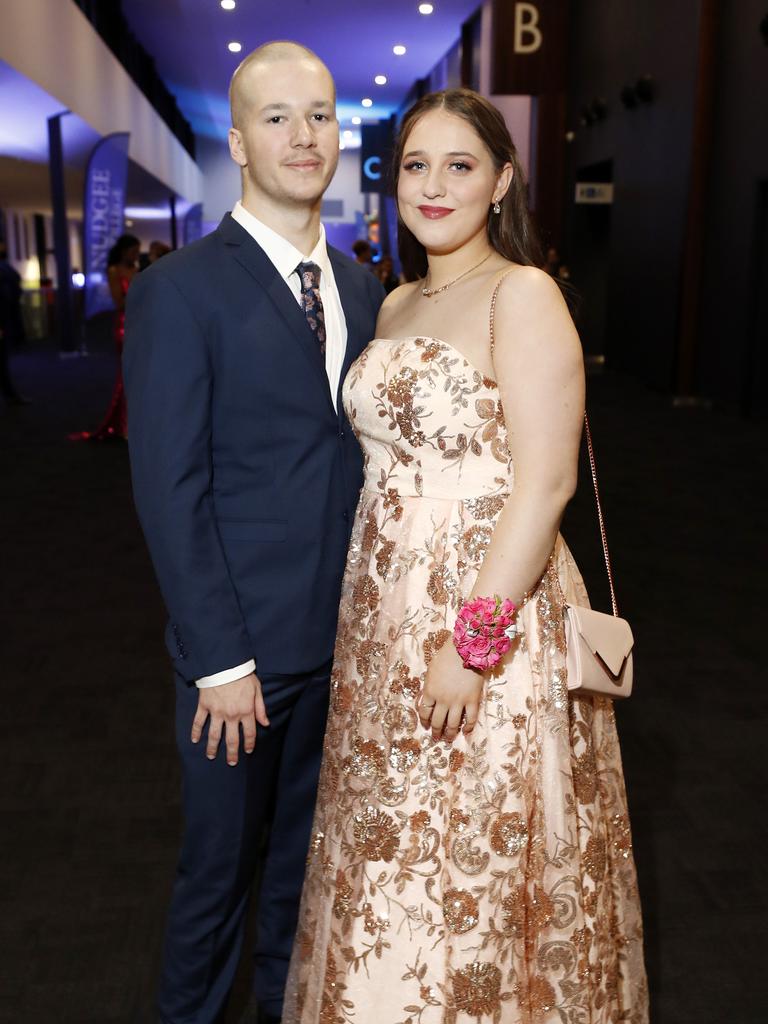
left=157, top=663, right=331, bottom=1023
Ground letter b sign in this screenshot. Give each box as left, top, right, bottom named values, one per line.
left=514, top=2, right=543, bottom=54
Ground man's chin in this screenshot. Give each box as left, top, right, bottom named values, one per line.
left=284, top=178, right=334, bottom=207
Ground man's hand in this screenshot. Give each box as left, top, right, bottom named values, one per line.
left=191, top=673, right=270, bottom=766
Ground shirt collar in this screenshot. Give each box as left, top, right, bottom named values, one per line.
left=231, top=200, right=329, bottom=283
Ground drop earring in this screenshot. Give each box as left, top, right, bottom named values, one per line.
left=493, top=200, right=501, bottom=215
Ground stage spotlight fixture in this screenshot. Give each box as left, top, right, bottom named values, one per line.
left=393, top=45, right=407, bottom=55
left=374, top=75, right=387, bottom=85
left=228, top=41, right=242, bottom=53
left=362, top=98, right=373, bottom=107
left=352, top=116, right=362, bottom=125
left=419, top=3, right=434, bottom=13
left=220, top=0, right=236, bottom=9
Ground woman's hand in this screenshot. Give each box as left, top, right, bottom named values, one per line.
left=418, top=639, right=484, bottom=743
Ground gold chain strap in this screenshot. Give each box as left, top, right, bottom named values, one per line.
left=489, top=274, right=619, bottom=618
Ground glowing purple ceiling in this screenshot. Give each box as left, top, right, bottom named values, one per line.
left=121, top=0, right=481, bottom=138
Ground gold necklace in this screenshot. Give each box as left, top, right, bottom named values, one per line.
left=421, top=252, right=492, bottom=297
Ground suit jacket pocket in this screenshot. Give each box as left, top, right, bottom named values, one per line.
left=217, top=519, right=287, bottom=542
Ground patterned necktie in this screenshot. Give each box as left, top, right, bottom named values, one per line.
left=296, top=261, right=327, bottom=357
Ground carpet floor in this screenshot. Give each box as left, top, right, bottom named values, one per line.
left=2, top=330, right=766, bottom=1023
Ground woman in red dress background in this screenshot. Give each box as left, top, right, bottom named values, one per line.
left=75, top=233, right=140, bottom=441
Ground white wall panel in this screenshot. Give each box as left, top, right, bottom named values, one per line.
left=0, top=0, right=202, bottom=202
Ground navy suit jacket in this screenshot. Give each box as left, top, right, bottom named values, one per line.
left=124, top=214, right=384, bottom=681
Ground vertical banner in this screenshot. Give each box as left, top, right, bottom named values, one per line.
left=183, top=203, right=203, bottom=246
left=83, top=132, right=130, bottom=319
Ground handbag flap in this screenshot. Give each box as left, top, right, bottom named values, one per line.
left=566, top=604, right=634, bottom=678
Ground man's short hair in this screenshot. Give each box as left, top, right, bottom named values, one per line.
left=229, top=41, right=333, bottom=129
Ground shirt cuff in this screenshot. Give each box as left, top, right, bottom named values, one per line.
left=195, top=660, right=256, bottom=689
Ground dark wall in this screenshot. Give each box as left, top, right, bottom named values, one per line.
left=564, top=0, right=701, bottom=389
left=697, top=2, right=768, bottom=412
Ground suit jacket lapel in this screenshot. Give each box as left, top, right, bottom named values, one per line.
left=219, top=215, right=335, bottom=415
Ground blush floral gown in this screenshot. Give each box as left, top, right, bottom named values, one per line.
left=284, top=336, right=648, bottom=1024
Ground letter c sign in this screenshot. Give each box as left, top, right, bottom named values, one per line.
left=363, top=156, right=381, bottom=181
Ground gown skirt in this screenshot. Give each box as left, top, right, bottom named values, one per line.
left=283, top=336, right=648, bottom=1024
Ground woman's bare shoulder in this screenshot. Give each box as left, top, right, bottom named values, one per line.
left=376, top=280, right=420, bottom=335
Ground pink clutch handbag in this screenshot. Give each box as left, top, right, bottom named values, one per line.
left=563, top=415, right=634, bottom=699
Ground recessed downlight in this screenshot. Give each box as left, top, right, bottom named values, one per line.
left=343, top=130, right=353, bottom=138
left=361, top=98, right=373, bottom=108
left=419, top=3, right=434, bottom=14
left=228, top=41, right=242, bottom=52
left=374, top=75, right=387, bottom=85
left=393, top=44, right=407, bottom=56
left=351, top=116, right=362, bottom=125
left=220, top=0, right=236, bottom=10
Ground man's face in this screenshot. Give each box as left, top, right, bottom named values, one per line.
left=229, top=58, right=339, bottom=210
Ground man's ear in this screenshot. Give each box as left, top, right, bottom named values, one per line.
left=228, top=128, right=247, bottom=168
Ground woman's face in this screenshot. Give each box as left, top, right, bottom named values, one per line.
left=125, top=244, right=140, bottom=266
left=397, top=108, right=511, bottom=256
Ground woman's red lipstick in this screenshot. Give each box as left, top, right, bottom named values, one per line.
left=418, top=205, right=454, bottom=219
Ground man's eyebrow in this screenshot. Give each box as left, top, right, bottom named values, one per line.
left=258, top=101, right=334, bottom=113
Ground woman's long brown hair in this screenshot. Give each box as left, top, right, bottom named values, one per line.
left=392, top=88, right=542, bottom=280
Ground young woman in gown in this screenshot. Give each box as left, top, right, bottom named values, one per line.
left=284, top=89, right=648, bottom=1024
left=74, top=233, right=139, bottom=441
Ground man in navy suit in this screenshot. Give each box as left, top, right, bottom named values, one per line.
left=124, top=42, right=384, bottom=1024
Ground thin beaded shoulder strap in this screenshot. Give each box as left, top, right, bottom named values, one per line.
left=488, top=272, right=619, bottom=617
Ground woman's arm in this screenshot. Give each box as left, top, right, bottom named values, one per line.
left=471, top=266, right=585, bottom=602
left=419, top=267, right=584, bottom=744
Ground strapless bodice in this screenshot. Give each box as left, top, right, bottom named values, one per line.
left=342, top=336, right=514, bottom=502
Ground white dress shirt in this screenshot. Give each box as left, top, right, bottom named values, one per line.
left=196, top=201, right=348, bottom=689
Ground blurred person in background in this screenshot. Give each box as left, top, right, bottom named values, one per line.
left=351, top=238, right=373, bottom=267
left=373, top=252, right=400, bottom=294
left=148, top=240, right=172, bottom=264
left=71, top=233, right=139, bottom=441
left=140, top=239, right=172, bottom=270
left=0, top=241, right=29, bottom=405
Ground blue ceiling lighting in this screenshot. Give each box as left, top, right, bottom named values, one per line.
left=120, top=0, right=480, bottom=139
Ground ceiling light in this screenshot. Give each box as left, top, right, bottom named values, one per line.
left=351, top=116, right=362, bottom=125
left=343, top=130, right=353, bottom=138
left=220, top=0, right=236, bottom=9
left=393, top=44, right=407, bottom=56
left=374, top=75, right=387, bottom=85
left=419, top=3, right=434, bottom=13
left=228, top=41, right=242, bottom=52
left=361, top=98, right=373, bottom=107
left=340, top=142, right=346, bottom=150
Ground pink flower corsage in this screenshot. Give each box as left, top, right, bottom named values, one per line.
left=453, top=595, right=518, bottom=671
